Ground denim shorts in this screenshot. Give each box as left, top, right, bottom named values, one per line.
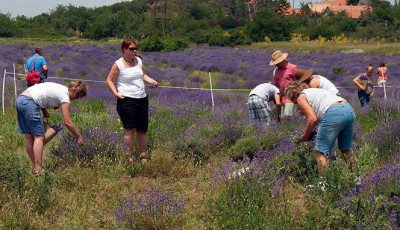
left=315, top=103, right=355, bottom=155
left=15, top=95, right=45, bottom=136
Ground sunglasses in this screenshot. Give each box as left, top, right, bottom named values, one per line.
left=128, top=47, right=138, bottom=51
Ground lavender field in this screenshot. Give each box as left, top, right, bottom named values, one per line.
left=1, top=43, right=400, bottom=229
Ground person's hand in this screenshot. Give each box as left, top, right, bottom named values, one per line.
left=300, top=135, right=308, bottom=142
left=77, top=136, right=84, bottom=146
left=116, top=93, right=125, bottom=100
left=44, top=74, right=48, bottom=79
left=43, top=110, right=50, bottom=118
left=151, top=80, right=158, bottom=87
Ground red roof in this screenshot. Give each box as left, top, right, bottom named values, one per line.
left=308, top=1, right=372, bottom=18
left=321, top=0, right=348, bottom=5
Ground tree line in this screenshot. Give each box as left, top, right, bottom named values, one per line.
left=0, top=0, right=399, bottom=49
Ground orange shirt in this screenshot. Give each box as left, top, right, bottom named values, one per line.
left=377, top=67, right=387, bottom=81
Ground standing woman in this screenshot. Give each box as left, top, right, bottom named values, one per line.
left=106, top=39, right=158, bottom=163
left=353, top=63, right=374, bottom=107
left=285, top=81, right=356, bottom=172
left=376, top=62, right=388, bottom=87
left=15, top=81, right=88, bottom=174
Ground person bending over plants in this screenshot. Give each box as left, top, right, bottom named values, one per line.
left=248, top=83, right=281, bottom=123
left=285, top=81, right=356, bottom=172
left=15, top=81, right=88, bottom=175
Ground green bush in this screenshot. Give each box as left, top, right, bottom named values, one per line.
left=208, top=34, right=232, bottom=47
left=163, top=38, right=189, bottom=52
left=139, top=37, right=189, bottom=52
left=139, top=37, right=165, bottom=52
left=229, top=30, right=252, bottom=46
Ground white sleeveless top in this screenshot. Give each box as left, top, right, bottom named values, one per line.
left=310, top=75, right=339, bottom=95
left=301, top=88, right=345, bottom=121
left=115, top=57, right=146, bottom=99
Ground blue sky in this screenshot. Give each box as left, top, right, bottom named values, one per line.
left=1, top=0, right=396, bottom=18
left=1, top=0, right=127, bottom=18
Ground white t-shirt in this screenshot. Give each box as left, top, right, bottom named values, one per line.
left=28, top=82, right=70, bottom=108
left=115, top=57, right=146, bottom=99
left=249, top=83, right=280, bottom=102
left=310, top=75, right=339, bottom=95
left=301, top=88, right=345, bottom=121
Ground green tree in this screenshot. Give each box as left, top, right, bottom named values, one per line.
left=0, top=13, right=17, bottom=37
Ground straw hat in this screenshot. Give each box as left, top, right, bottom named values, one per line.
left=295, top=68, right=314, bottom=82
left=269, top=50, right=288, bottom=66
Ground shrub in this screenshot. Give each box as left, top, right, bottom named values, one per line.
left=115, top=185, right=186, bottom=229
left=49, top=127, right=124, bottom=162
left=163, top=38, right=189, bottom=52
left=139, top=37, right=165, bottom=52
left=208, top=34, right=232, bottom=47
left=337, top=161, right=400, bottom=229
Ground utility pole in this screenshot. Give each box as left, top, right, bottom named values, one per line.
left=149, top=0, right=174, bottom=40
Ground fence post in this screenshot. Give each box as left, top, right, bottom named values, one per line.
left=2, top=69, right=6, bottom=115
left=209, top=72, right=214, bottom=108
left=13, top=63, right=17, bottom=99
left=383, top=81, right=387, bottom=100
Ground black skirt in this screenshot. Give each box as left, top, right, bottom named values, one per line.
left=116, top=96, right=149, bottom=132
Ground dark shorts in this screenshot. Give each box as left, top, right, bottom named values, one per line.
left=116, top=96, right=149, bottom=132
left=15, top=95, right=45, bottom=136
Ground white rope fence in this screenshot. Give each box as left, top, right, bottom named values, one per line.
left=1, top=67, right=398, bottom=115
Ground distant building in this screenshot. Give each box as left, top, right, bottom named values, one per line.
left=308, top=0, right=372, bottom=19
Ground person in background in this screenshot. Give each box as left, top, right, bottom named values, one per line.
left=270, top=50, right=298, bottom=117
left=353, top=63, right=374, bottom=107
left=294, top=68, right=340, bottom=96
left=15, top=81, right=88, bottom=175
left=377, top=62, right=388, bottom=87
left=26, top=47, right=48, bottom=87
left=285, top=81, right=356, bottom=172
left=106, top=39, right=158, bottom=163
left=248, top=83, right=282, bottom=123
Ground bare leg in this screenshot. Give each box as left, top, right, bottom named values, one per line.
left=33, top=135, right=44, bottom=171
left=341, top=149, right=356, bottom=172
left=137, top=130, right=147, bottom=163
left=25, top=134, right=35, bottom=166
left=315, top=151, right=329, bottom=173
left=124, top=129, right=136, bottom=162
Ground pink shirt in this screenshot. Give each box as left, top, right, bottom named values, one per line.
left=377, top=67, right=387, bottom=81
left=273, top=62, right=298, bottom=103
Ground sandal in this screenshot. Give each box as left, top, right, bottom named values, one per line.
left=32, top=168, right=45, bottom=176
left=139, top=155, right=147, bottom=163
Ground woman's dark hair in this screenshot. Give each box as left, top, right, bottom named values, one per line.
left=121, top=39, right=142, bottom=59
left=379, top=62, right=385, bottom=67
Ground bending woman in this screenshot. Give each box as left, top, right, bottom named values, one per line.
left=285, top=81, right=356, bottom=172
left=15, top=81, right=88, bottom=174
left=106, top=39, right=158, bottom=163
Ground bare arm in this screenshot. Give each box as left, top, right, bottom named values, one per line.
left=42, top=65, right=48, bottom=78
left=142, top=66, right=158, bottom=87
left=297, top=95, right=318, bottom=142
left=353, top=75, right=365, bottom=91
left=106, top=64, right=125, bottom=100
left=309, top=76, right=320, bottom=88
left=274, top=93, right=281, bottom=122
left=61, top=102, right=83, bottom=146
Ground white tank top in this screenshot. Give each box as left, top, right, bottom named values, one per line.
left=115, top=57, right=146, bottom=99
left=301, top=88, right=345, bottom=121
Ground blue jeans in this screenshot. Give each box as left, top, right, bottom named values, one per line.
left=357, top=90, right=370, bottom=107
left=315, top=103, right=355, bottom=155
